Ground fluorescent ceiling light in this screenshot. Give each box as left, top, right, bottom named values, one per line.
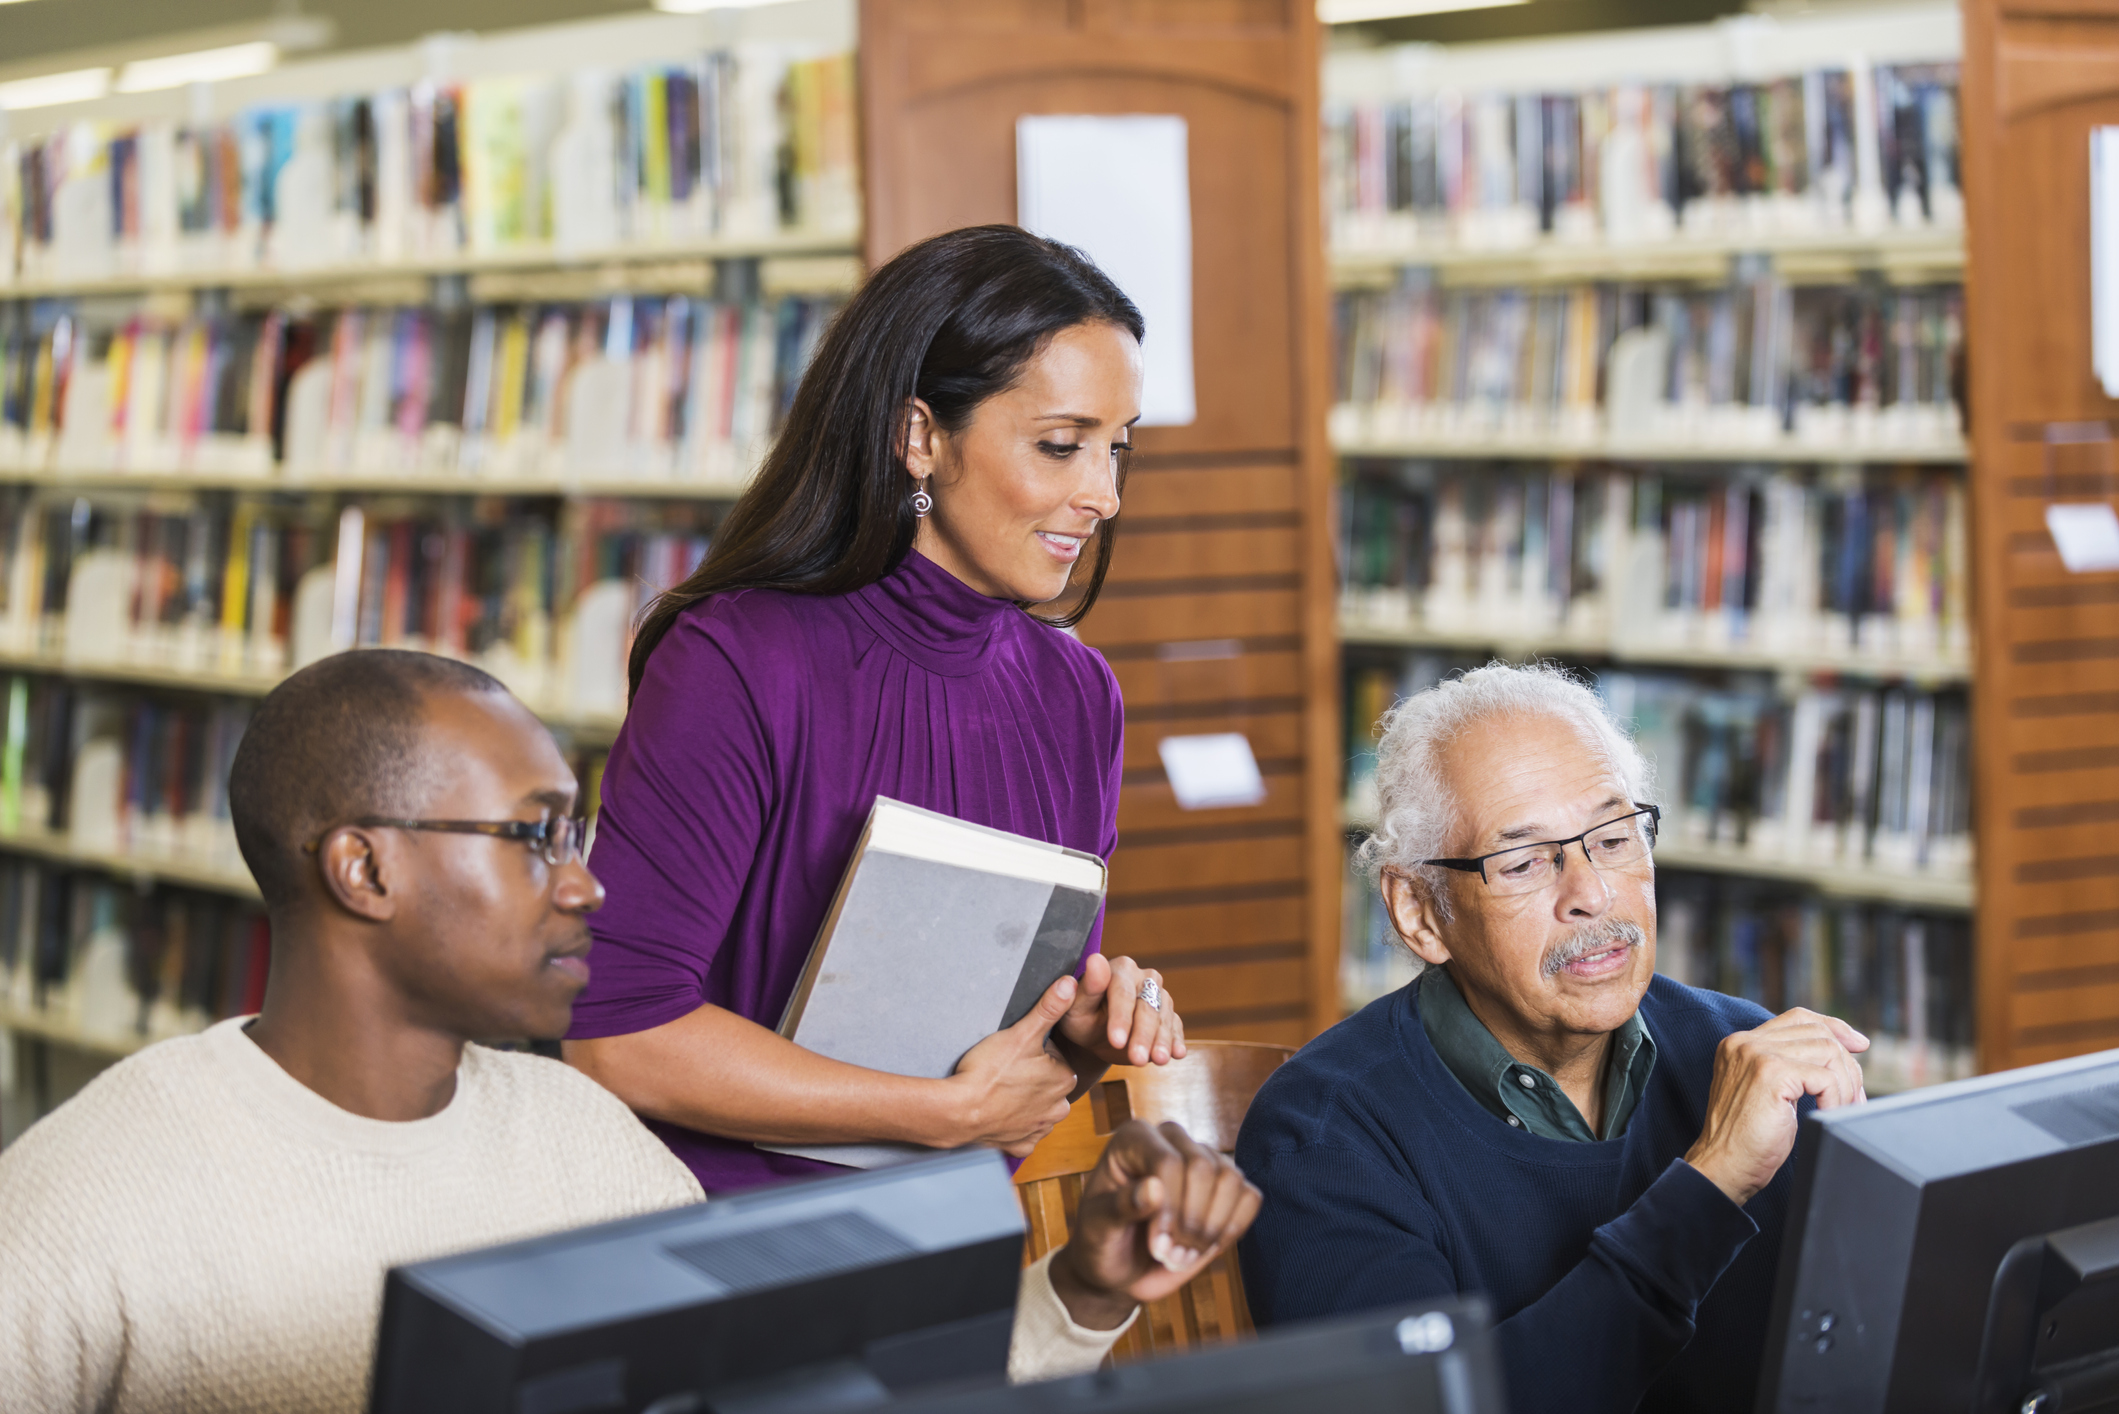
left=115, top=40, right=278, bottom=93
left=1320, top=0, right=1530, bottom=19
left=0, top=67, right=112, bottom=110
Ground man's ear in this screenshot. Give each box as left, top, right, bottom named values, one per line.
left=1382, top=869, right=1452, bottom=968
left=899, top=396, right=941, bottom=482
left=316, top=827, right=399, bottom=923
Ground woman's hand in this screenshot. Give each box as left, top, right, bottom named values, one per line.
left=1047, top=1120, right=1263, bottom=1328
left=1056, top=954, right=1187, bottom=1068
left=945, top=974, right=1082, bottom=1155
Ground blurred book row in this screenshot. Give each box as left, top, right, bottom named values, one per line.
left=0, top=678, right=251, bottom=870
left=0, top=292, right=844, bottom=486
left=1347, top=654, right=1971, bottom=884
left=1657, top=874, right=1975, bottom=1091
left=1, top=46, right=858, bottom=288
left=1339, top=834, right=1975, bottom=1092
left=1329, top=279, right=1963, bottom=453
left=0, top=864, right=269, bottom=1051
left=1339, top=465, right=1969, bottom=670
left=0, top=491, right=716, bottom=714
left=1324, top=60, right=1960, bottom=254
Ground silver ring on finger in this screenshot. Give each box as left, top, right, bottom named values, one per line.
left=1138, top=977, right=1164, bottom=1012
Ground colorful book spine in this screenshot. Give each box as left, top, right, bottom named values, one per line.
left=1, top=42, right=861, bottom=288
left=1338, top=463, right=1970, bottom=665
left=1324, top=59, right=1961, bottom=253
left=1330, top=276, right=1965, bottom=452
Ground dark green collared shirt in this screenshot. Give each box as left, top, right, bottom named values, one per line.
left=1418, top=966, right=1657, bottom=1142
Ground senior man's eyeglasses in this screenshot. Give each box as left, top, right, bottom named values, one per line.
left=301, top=815, right=587, bottom=867
left=1421, top=804, right=1660, bottom=897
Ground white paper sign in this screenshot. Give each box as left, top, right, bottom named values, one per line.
left=1016, top=114, right=1196, bottom=427
left=2094, top=128, right=2119, bottom=399
left=1159, top=733, right=1267, bottom=811
left=2046, top=502, right=2119, bottom=573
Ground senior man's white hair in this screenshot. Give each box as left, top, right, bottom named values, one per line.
left=1357, top=662, right=1654, bottom=917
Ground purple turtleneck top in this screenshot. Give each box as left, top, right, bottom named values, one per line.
left=567, top=550, right=1125, bottom=1194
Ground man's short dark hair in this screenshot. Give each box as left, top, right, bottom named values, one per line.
left=229, top=650, right=508, bottom=912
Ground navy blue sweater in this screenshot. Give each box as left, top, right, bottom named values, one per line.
left=1236, top=974, right=1797, bottom=1414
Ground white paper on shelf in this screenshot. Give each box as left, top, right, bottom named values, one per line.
left=1159, top=733, right=1268, bottom=811
left=2046, top=503, right=2119, bottom=573
left=1016, top=114, right=1195, bottom=427
left=2093, top=127, right=2119, bottom=398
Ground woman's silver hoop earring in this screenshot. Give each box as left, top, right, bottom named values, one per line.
left=911, top=480, right=934, bottom=518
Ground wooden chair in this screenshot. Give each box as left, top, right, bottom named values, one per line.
left=1014, top=1040, right=1296, bottom=1363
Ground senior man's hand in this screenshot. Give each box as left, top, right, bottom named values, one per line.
left=1046, top=1121, right=1262, bottom=1331
left=1684, top=1007, right=1869, bottom=1207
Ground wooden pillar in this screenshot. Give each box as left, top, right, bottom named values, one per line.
left=1960, top=0, right=2119, bottom=1070
left=859, top=0, right=1340, bottom=1042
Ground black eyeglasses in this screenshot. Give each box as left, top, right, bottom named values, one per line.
left=303, top=816, right=587, bottom=867
left=1421, top=805, right=1660, bottom=897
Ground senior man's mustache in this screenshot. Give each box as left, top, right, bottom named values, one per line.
left=1541, top=918, right=1647, bottom=979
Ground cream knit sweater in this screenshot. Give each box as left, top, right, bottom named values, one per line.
left=0, top=1018, right=1125, bottom=1413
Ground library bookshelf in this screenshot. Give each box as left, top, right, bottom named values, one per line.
left=2, top=0, right=1350, bottom=1100
left=1325, top=4, right=1982, bottom=1090
left=0, top=1, right=873, bottom=1093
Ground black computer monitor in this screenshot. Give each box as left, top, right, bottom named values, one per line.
left=369, top=1149, right=1026, bottom=1414
left=863, top=1298, right=1504, bottom=1414
left=1758, top=1046, right=2119, bottom=1414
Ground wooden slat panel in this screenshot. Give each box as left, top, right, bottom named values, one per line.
left=1118, top=771, right=1304, bottom=833
left=1081, top=588, right=1301, bottom=647
left=1147, top=955, right=1307, bottom=1014
left=1122, top=710, right=1303, bottom=770
left=1121, top=463, right=1298, bottom=518
left=1102, top=893, right=1307, bottom=954
left=1109, top=831, right=1306, bottom=898
left=1107, top=525, right=1302, bottom=584
left=1104, top=648, right=1302, bottom=707
left=2010, top=981, right=2119, bottom=1029
left=1999, top=819, right=2119, bottom=864
left=862, top=0, right=1335, bottom=1051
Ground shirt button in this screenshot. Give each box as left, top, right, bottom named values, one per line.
left=1507, top=1116, right=1523, bottom=1128
left=1517, top=1073, right=1537, bottom=1089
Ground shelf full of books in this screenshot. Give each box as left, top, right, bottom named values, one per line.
left=0, top=15, right=859, bottom=298
left=1322, top=6, right=1961, bottom=269
left=1324, top=7, right=1980, bottom=1092
left=0, top=474, right=750, bottom=925
left=0, top=733, right=626, bottom=1063
left=1338, top=462, right=1971, bottom=680
left=0, top=859, right=271, bottom=1060
left=0, top=286, right=845, bottom=495
left=1327, top=273, right=1965, bottom=462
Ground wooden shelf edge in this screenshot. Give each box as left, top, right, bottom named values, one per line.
left=1332, top=435, right=1969, bottom=465
left=1337, top=618, right=1974, bottom=683
left=0, top=231, right=863, bottom=301
left=0, top=468, right=757, bottom=500
left=1329, top=229, right=1965, bottom=285
left=0, top=827, right=259, bottom=898
left=0, top=649, right=627, bottom=743
left=0, top=1005, right=191, bottom=1058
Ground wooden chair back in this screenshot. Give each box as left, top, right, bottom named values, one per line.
left=1015, top=1040, right=1296, bottom=1364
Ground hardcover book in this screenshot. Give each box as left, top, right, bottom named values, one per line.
left=760, top=796, right=1107, bottom=1170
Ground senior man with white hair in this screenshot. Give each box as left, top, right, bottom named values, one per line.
left=1235, top=663, right=1870, bottom=1414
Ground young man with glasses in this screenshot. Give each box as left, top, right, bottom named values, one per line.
left=0, top=650, right=1258, bottom=1414
left=1234, top=663, right=1870, bottom=1414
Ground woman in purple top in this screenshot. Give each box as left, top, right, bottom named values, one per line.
left=566, top=227, right=1187, bottom=1194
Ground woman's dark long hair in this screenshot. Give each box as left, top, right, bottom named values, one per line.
left=627, top=225, right=1145, bottom=699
